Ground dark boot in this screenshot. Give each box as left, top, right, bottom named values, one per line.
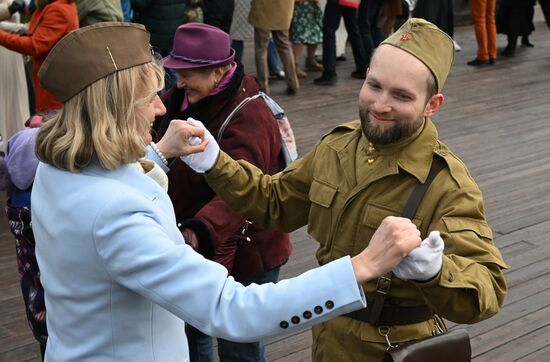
left=521, top=36, right=534, bottom=47
left=502, top=35, right=517, bottom=57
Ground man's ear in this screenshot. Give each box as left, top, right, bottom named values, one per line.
left=424, top=94, right=444, bottom=117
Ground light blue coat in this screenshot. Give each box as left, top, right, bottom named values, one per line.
left=31, top=160, right=366, bottom=362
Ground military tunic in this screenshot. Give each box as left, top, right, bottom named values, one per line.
left=205, top=118, right=508, bottom=361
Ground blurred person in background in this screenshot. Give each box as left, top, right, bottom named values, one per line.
left=249, top=0, right=299, bottom=95
left=496, top=0, right=536, bottom=57
left=0, top=0, right=78, bottom=113
left=468, top=0, right=497, bottom=66
left=314, top=0, right=367, bottom=86
left=131, top=0, right=186, bottom=89
left=0, top=0, right=29, bottom=150
left=74, top=0, right=123, bottom=27
left=290, top=0, right=324, bottom=78
left=203, top=0, right=233, bottom=33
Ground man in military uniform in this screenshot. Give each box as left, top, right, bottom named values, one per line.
left=181, top=18, right=508, bottom=361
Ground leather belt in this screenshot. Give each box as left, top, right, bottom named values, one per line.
left=345, top=302, right=434, bottom=326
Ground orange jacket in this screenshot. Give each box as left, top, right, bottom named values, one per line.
left=0, top=0, right=78, bottom=112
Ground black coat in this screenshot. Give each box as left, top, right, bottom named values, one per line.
left=496, top=0, right=536, bottom=36
left=131, top=0, right=186, bottom=53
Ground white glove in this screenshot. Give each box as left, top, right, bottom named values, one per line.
left=180, top=118, right=220, bottom=173
left=392, top=230, right=444, bottom=281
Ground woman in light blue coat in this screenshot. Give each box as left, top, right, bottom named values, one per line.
left=31, top=22, right=422, bottom=361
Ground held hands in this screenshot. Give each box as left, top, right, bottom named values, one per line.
left=351, top=216, right=422, bottom=284
left=392, top=230, right=444, bottom=281
left=180, top=118, right=220, bottom=173
left=156, top=119, right=207, bottom=159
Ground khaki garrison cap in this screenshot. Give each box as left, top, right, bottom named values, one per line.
left=39, top=22, right=153, bottom=103
left=381, top=18, right=454, bottom=92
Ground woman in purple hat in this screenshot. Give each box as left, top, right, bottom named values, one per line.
left=156, top=22, right=293, bottom=362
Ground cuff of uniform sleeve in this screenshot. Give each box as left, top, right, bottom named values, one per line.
left=410, top=256, right=455, bottom=289
left=204, top=150, right=239, bottom=183
left=147, top=145, right=170, bottom=173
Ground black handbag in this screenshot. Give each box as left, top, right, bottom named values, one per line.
left=382, top=328, right=471, bottom=362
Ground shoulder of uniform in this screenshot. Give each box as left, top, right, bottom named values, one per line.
left=433, top=141, right=478, bottom=190
left=320, top=120, right=361, bottom=141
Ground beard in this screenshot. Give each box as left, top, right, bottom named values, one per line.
left=359, top=107, right=424, bottom=145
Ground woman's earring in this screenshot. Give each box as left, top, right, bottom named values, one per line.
left=214, top=81, right=220, bottom=88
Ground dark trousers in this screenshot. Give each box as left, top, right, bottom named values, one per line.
left=203, top=0, right=235, bottom=33
left=541, top=0, right=550, bottom=29
left=358, top=0, right=385, bottom=65
left=322, top=0, right=368, bottom=77
left=413, top=0, right=450, bottom=35
left=233, top=39, right=283, bottom=76
left=6, top=203, right=47, bottom=361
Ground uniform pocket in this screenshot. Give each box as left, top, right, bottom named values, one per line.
left=353, top=203, right=423, bottom=256
left=307, top=178, right=338, bottom=246
left=442, top=217, right=492, bottom=239
left=442, top=217, right=507, bottom=268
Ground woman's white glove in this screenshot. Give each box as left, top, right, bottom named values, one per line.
left=392, top=230, right=444, bottom=281
left=180, top=118, right=220, bottom=173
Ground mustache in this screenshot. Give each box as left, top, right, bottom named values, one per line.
left=360, top=108, right=393, bottom=123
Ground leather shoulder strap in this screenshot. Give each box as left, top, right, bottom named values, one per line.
left=369, top=155, right=446, bottom=325
left=401, top=156, right=447, bottom=219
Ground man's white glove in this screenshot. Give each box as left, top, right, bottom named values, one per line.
left=180, top=118, right=220, bottom=173
left=392, top=230, right=444, bottom=281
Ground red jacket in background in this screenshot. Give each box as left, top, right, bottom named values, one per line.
left=0, top=0, right=78, bottom=112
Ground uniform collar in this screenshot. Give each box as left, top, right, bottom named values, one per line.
left=326, top=118, right=439, bottom=184
left=393, top=118, right=439, bottom=183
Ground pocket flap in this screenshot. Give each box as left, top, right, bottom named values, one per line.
left=363, top=203, right=400, bottom=228
left=443, top=217, right=493, bottom=239
left=362, top=203, right=423, bottom=229
left=309, top=179, right=338, bottom=208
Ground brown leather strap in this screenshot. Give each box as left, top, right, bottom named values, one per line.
left=401, top=156, right=446, bottom=219
left=365, top=272, right=392, bottom=324
left=358, top=156, right=446, bottom=326
left=346, top=302, right=435, bottom=326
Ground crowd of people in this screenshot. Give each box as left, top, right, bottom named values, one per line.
left=5, top=0, right=545, bottom=361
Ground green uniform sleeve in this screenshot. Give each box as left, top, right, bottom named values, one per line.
left=412, top=181, right=508, bottom=324
left=205, top=149, right=315, bottom=233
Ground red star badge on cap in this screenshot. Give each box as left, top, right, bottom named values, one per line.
left=400, top=33, right=411, bottom=41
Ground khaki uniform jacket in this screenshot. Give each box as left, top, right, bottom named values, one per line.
left=248, top=0, right=294, bottom=30
left=205, top=119, right=508, bottom=357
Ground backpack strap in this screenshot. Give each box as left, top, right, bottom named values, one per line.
left=216, top=93, right=263, bottom=142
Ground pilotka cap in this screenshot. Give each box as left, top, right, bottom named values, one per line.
left=39, top=22, right=153, bottom=102
left=381, top=18, right=454, bottom=92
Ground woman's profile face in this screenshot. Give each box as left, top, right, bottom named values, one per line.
left=136, top=94, right=166, bottom=144
left=176, top=68, right=218, bottom=104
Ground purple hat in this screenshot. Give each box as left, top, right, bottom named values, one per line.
left=162, top=22, right=235, bottom=70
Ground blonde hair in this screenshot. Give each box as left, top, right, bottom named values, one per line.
left=36, top=61, right=164, bottom=172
